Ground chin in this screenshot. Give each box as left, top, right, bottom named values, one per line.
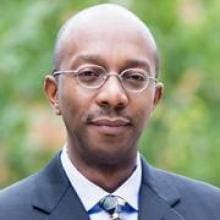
left=87, top=144, right=132, bottom=166
left=71, top=130, right=137, bottom=165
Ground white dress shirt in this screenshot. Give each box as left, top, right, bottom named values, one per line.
left=61, top=146, right=142, bottom=220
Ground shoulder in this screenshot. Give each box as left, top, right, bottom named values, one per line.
left=142, top=159, right=220, bottom=218
left=0, top=172, right=38, bottom=199
left=0, top=152, right=65, bottom=219
left=153, top=166, right=220, bottom=198
left=0, top=173, right=40, bottom=218
left=159, top=168, right=220, bottom=215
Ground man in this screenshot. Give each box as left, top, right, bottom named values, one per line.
left=0, top=3, right=219, bottom=220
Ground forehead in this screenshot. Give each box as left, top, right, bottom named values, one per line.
left=57, top=10, right=157, bottom=73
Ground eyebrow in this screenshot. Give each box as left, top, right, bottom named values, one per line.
left=70, top=54, right=107, bottom=69
left=70, top=54, right=151, bottom=73
left=122, top=59, right=151, bottom=73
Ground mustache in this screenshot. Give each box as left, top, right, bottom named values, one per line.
left=84, top=109, right=133, bottom=124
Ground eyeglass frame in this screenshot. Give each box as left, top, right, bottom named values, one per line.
left=52, top=66, right=159, bottom=93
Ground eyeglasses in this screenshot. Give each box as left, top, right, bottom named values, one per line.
left=53, top=65, right=158, bottom=93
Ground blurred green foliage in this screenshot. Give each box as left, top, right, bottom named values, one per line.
left=0, top=0, right=219, bottom=188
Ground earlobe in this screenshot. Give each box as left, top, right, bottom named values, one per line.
left=44, top=75, right=62, bottom=115
left=153, top=82, right=164, bottom=107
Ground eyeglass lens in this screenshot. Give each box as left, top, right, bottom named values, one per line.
left=77, top=66, right=150, bottom=92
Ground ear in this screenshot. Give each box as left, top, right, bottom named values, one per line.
left=44, top=75, right=61, bottom=115
left=153, top=82, right=164, bottom=108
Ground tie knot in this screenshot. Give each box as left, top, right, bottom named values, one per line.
left=99, top=195, right=126, bottom=220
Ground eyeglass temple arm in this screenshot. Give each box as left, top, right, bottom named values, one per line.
left=52, top=70, right=78, bottom=77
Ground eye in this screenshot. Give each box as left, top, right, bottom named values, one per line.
left=81, top=69, right=99, bottom=77
left=78, top=69, right=99, bottom=79
left=77, top=67, right=105, bottom=87
left=122, top=71, right=146, bottom=82
left=121, top=70, right=148, bottom=90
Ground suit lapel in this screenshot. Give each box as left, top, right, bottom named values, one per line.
left=31, top=153, right=89, bottom=220
left=31, top=152, right=185, bottom=220
left=139, top=158, right=184, bottom=220
left=47, top=186, right=89, bottom=220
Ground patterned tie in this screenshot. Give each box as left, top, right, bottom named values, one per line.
left=99, top=195, right=126, bottom=220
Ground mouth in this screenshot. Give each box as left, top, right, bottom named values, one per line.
left=90, top=116, right=131, bottom=126
left=88, top=116, right=132, bottom=135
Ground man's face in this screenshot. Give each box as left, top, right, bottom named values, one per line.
left=46, top=21, right=162, bottom=165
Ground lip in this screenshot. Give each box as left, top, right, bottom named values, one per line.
left=88, top=116, right=131, bottom=135
left=90, top=116, right=131, bottom=126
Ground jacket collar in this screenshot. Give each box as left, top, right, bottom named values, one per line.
left=32, top=153, right=184, bottom=220
left=139, top=157, right=184, bottom=220
left=32, top=152, right=89, bottom=220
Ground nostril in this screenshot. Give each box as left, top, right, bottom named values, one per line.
left=98, top=99, right=127, bottom=110
left=115, top=102, right=126, bottom=110
left=100, top=100, right=109, bottom=107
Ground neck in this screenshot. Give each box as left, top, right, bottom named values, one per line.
left=66, top=144, right=137, bottom=193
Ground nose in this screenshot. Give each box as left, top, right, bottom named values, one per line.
left=95, top=74, right=129, bottom=110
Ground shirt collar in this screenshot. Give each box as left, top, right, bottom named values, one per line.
left=61, top=145, right=142, bottom=212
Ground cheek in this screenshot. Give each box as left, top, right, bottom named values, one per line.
left=59, top=82, right=94, bottom=125
left=131, top=93, right=155, bottom=127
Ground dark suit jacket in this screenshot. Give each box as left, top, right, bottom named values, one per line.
left=0, top=152, right=219, bottom=220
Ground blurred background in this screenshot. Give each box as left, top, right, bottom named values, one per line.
left=0, top=0, right=219, bottom=188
